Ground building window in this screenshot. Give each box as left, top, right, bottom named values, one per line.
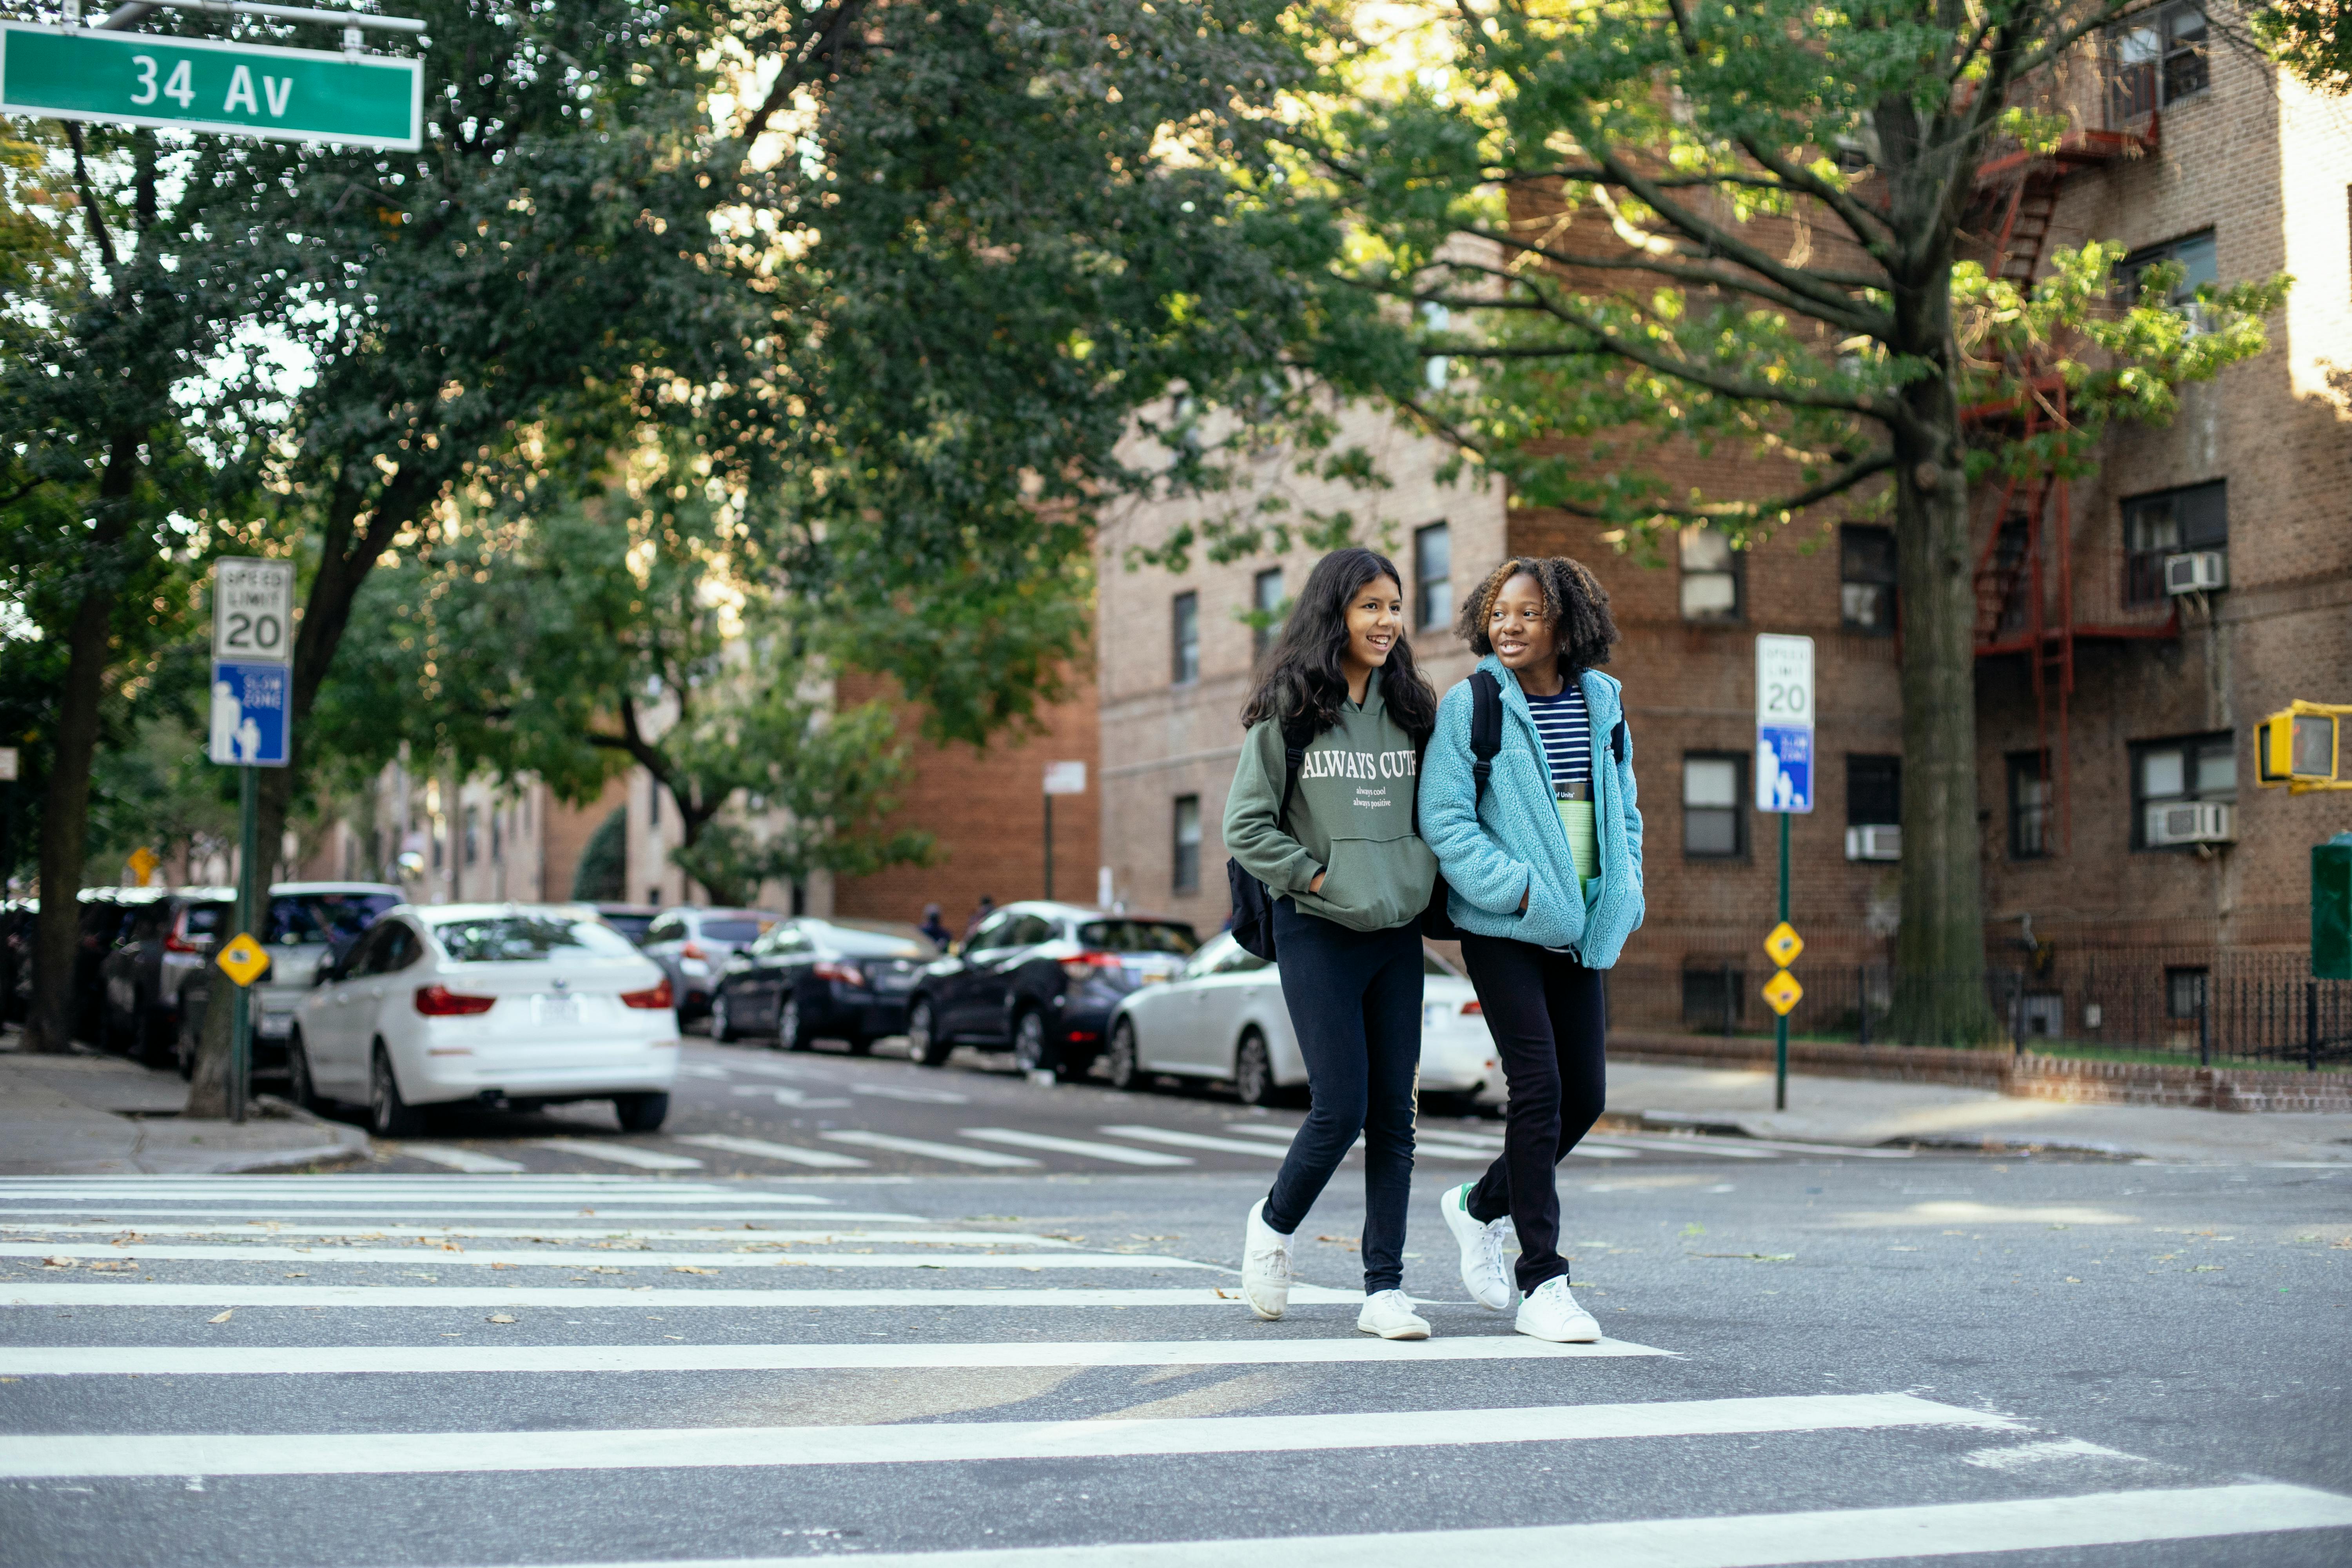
left=2118, top=230, right=2217, bottom=325
left=1681, top=965, right=1746, bottom=1030
left=2007, top=751, right=2051, bottom=859
left=463, top=806, right=479, bottom=865
left=1839, top=525, right=1897, bottom=633
left=1171, top=591, right=1200, bottom=685
left=1171, top=795, right=1202, bottom=893
left=1845, top=755, right=1900, bottom=828
left=648, top=780, right=659, bottom=828
left=1682, top=755, right=1745, bottom=858
left=2112, top=1, right=2209, bottom=113
left=1252, top=567, right=1284, bottom=661
left=1679, top=525, right=1741, bottom=622
left=2130, top=731, right=2235, bottom=849
left=2165, top=965, right=2209, bottom=1020
left=490, top=808, right=503, bottom=864
left=2121, top=481, right=2226, bottom=605
left=1414, top=522, right=1452, bottom=632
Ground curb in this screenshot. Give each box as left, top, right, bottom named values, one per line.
left=1635, top=1109, right=2144, bottom=1162
left=158, top=1098, right=374, bottom=1175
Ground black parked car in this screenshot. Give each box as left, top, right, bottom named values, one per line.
left=72, top=888, right=164, bottom=1045
left=904, top=901, right=1198, bottom=1080
left=710, top=918, right=939, bottom=1052
left=1, top=900, right=34, bottom=1024
left=97, top=887, right=234, bottom=1065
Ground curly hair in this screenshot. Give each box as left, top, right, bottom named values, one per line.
left=1240, top=546, right=1437, bottom=742
left=1455, top=555, right=1619, bottom=678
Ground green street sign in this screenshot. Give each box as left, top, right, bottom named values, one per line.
left=0, top=22, right=420, bottom=150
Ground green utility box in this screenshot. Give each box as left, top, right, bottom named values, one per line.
left=2318, top=833, right=2352, bottom=980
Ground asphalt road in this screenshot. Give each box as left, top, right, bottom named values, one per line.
left=2, top=1126, right=2348, bottom=1565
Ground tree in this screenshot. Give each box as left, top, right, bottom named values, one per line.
left=1270, top=0, right=2287, bottom=1041
left=2257, top=0, right=2352, bottom=89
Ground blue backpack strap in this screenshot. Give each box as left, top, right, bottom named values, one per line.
left=1468, top=670, right=1504, bottom=804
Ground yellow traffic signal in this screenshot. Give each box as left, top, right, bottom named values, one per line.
left=2256, top=702, right=2350, bottom=793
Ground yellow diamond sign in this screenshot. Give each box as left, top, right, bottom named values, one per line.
left=1761, top=968, right=1804, bottom=1016
left=1763, top=920, right=1804, bottom=968
left=216, top=933, right=270, bottom=989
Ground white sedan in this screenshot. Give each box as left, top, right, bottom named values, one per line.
left=1104, top=932, right=1498, bottom=1108
left=290, top=903, right=681, bottom=1136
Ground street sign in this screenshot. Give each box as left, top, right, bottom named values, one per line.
left=1755, top=633, right=1815, bottom=813
left=216, top=931, right=270, bottom=987
left=1044, top=761, right=1088, bottom=796
left=212, top=557, right=296, bottom=664
left=127, top=846, right=160, bottom=886
left=209, top=661, right=290, bottom=766
left=1763, top=920, right=1804, bottom=968
left=1761, top=968, right=1803, bottom=1016
left=0, top=23, right=423, bottom=150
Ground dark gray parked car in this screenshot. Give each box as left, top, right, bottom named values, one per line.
left=98, top=887, right=233, bottom=1065
left=709, top=918, right=938, bottom=1052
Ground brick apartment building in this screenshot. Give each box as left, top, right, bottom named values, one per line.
left=1093, top=22, right=2352, bottom=1052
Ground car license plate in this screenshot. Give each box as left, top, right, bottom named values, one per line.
left=256, top=1013, right=293, bottom=1038
left=532, top=995, right=582, bottom=1027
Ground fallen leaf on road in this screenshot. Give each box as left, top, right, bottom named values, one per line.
left=282, top=1272, right=307, bottom=1279
left=1689, top=1252, right=1795, bottom=1262
left=487, top=1314, right=517, bottom=1324
left=2192, top=1265, right=2224, bottom=1273
left=208, top=1310, right=234, bottom=1324
left=41, top=1256, right=76, bottom=1269
left=1212, top=1288, right=1236, bottom=1299
left=671, top=1265, right=718, bottom=1276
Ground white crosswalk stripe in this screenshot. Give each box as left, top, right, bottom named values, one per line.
left=1098, top=1124, right=1294, bottom=1157
left=2, top=1172, right=2339, bottom=1568
left=959, top=1127, right=1195, bottom=1165
left=528, top=1139, right=707, bottom=1170
left=396, top=1144, right=529, bottom=1173
left=671, top=1132, right=872, bottom=1168
left=820, top=1130, right=1041, bottom=1167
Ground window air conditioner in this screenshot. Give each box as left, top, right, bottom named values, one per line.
left=2163, top=550, right=2227, bottom=595
left=2144, top=800, right=2234, bottom=847
left=1844, top=824, right=1902, bottom=861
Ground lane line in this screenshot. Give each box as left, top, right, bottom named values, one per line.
left=0, top=1224, right=1057, bottom=1246
left=821, top=1131, right=1040, bottom=1168
left=851, top=1085, right=971, bottom=1105
left=1098, top=1126, right=1292, bottom=1158
left=0, top=1393, right=2014, bottom=1477
left=0, top=1209, right=918, bottom=1225
left=1688, top=1136, right=1914, bottom=1159
left=1579, top=1136, right=1777, bottom=1161
left=0, top=1243, right=1215, bottom=1272
left=958, top=1129, right=1194, bottom=1167
left=672, top=1134, right=871, bottom=1169
left=0, top=1335, right=1671, bottom=1376
left=461, top=1484, right=2352, bottom=1568
left=396, top=1146, right=528, bottom=1174
left=0, top=1284, right=1356, bottom=1309
left=528, top=1141, right=705, bottom=1171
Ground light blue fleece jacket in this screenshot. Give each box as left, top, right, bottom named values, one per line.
left=1420, top=656, right=1646, bottom=968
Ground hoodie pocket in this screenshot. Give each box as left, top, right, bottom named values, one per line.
left=1312, top=834, right=1437, bottom=931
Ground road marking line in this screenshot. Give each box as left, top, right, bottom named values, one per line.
left=480, top=1483, right=2352, bottom=1568
left=1690, top=1136, right=1913, bottom=1159
left=1565, top=1145, right=1641, bottom=1159
left=674, top=1063, right=735, bottom=1080
left=821, top=1131, right=1040, bottom=1168
left=1580, top=1136, right=1777, bottom=1160
left=852, top=1084, right=971, bottom=1104
left=395, top=1145, right=528, bottom=1174
left=1098, top=1125, right=1292, bottom=1158
left=0, top=1393, right=2012, bottom=1478
left=0, top=1243, right=1213, bottom=1272
left=0, top=1283, right=1359, bottom=1310
left=0, top=1209, right=925, bottom=1227
left=672, top=1134, right=870, bottom=1169
left=0, top=1336, right=1668, bottom=1377
left=528, top=1141, right=705, bottom=1171
left=959, top=1129, right=1194, bottom=1167
left=0, top=1223, right=1049, bottom=1246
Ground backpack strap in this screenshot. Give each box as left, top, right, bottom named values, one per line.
left=1468, top=670, right=1504, bottom=806
left=1277, top=717, right=1311, bottom=828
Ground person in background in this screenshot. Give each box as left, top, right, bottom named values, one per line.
left=960, top=895, right=996, bottom=947
left=918, top=904, right=953, bottom=951
left=1222, top=546, right=1439, bottom=1341
left=1419, top=555, right=1643, bottom=1344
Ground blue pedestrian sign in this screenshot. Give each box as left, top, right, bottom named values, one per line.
left=1755, top=633, right=1815, bottom=814
left=209, top=661, right=289, bottom=767
left=1757, top=723, right=1813, bottom=813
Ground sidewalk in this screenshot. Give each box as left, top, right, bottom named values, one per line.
left=0, top=1033, right=370, bottom=1175
left=1606, top=1059, right=2352, bottom=1163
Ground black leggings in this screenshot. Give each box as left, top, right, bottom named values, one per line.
left=1458, top=935, right=1607, bottom=1294
left=1261, top=900, right=1423, bottom=1294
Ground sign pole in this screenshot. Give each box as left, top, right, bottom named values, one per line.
left=1777, top=811, right=1790, bottom=1111
left=230, top=765, right=256, bottom=1124
left=1041, top=760, right=1087, bottom=904
left=1755, top=633, right=1815, bottom=1115
left=1043, top=792, right=1055, bottom=903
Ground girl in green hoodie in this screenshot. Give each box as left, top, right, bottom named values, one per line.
left=1222, top=546, right=1439, bottom=1341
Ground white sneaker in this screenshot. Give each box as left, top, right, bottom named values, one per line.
left=1515, top=1276, right=1601, bottom=1343
left=1357, top=1289, right=1431, bottom=1340
left=1440, top=1181, right=1515, bottom=1311
left=1241, top=1198, right=1292, bottom=1320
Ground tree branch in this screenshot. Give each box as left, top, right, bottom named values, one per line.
left=64, top=124, right=118, bottom=272
left=1448, top=227, right=1893, bottom=330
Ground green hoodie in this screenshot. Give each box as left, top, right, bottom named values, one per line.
left=1222, top=669, right=1438, bottom=934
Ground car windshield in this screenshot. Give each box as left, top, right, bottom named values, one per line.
left=183, top=904, right=230, bottom=936
left=600, top=913, right=657, bottom=945
left=698, top=918, right=767, bottom=944
left=266, top=893, right=399, bottom=947
left=1080, top=920, right=1198, bottom=956
left=816, top=922, right=937, bottom=958
left=434, top=916, right=640, bottom=964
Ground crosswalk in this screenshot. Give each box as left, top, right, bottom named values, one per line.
left=3, top=1173, right=2346, bottom=1567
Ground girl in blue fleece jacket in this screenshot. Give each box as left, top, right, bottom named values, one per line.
left=1419, top=556, right=1642, bottom=1344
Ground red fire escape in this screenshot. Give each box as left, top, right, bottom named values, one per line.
left=1964, top=73, right=2168, bottom=856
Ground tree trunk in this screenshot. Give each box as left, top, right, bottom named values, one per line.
left=24, top=430, right=141, bottom=1054
left=1890, top=390, right=1996, bottom=1045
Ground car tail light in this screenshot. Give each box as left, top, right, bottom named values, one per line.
left=681, top=941, right=709, bottom=962
left=620, top=977, right=675, bottom=1010
left=1459, top=1000, right=1483, bottom=1016
left=1059, top=951, right=1123, bottom=983
left=414, top=985, right=496, bottom=1016
left=163, top=914, right=202, bottom=955
left=812, top=961, right=866, bottom=987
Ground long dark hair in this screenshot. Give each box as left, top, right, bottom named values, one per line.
left=1456, top=555, right=1619, bottom=679
left=1240, top=546, right=1437, bottom=742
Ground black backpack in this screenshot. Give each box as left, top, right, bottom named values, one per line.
left=1225, top=717, right=1314, bottom=962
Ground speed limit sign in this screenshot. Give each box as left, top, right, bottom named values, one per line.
left=212, top=558, right=295, bottom=664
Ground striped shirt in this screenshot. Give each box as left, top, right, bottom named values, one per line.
left=1522, top=683, right=1593, bottom=795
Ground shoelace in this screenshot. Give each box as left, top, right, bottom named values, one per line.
left=1248, top=1241, right=1290, bottom=1282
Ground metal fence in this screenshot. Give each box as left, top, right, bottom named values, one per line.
left=1618, top=949, right=2352, bottom=1070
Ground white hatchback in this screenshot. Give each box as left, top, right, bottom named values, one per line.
left=291, top=903, right=680, bottom=1136
left=1104, top=932, right=1499, bottom=1108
